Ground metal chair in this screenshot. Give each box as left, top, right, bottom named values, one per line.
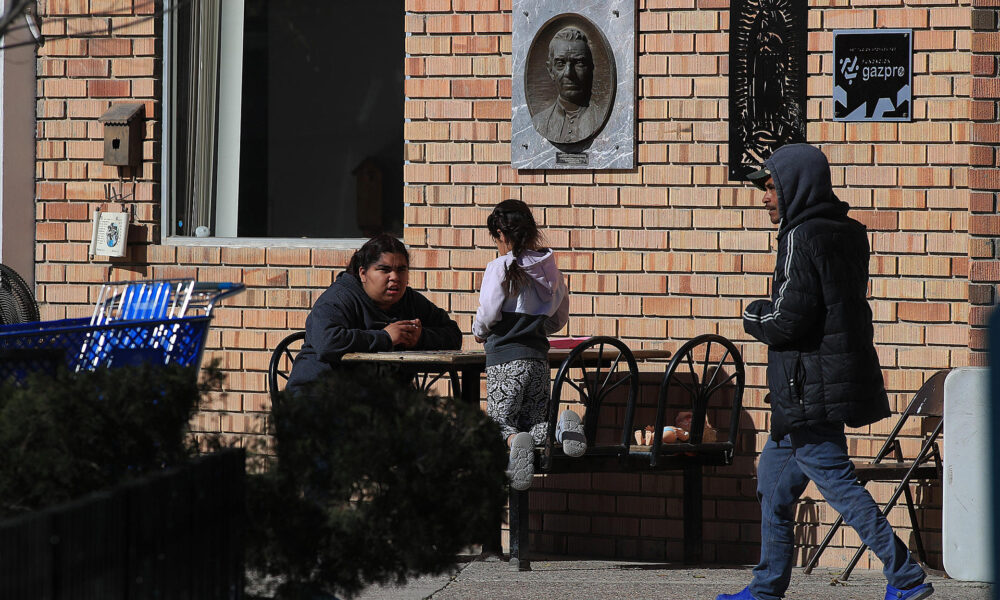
left=509, top=335, right=640, bottom=570
left=0, top=263, right=40, bottom=324
left=541, top=335, right=641, bottom=469
left=803, top=369, right=948, bottom=580
left=268, top=330, right=305, bottom=408
left=654, top=334, right=745, bottom=563
left=266, top=330, right=462, bottom=407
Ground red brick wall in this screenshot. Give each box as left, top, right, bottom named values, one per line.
left=530, top=371, right=760, bottom=564
left=969, top=3, right=1000, bottom=365
left=402, top=0, right=971, bottom=568
left=31, top=0, right=977, bottom=569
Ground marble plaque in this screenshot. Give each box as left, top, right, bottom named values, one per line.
left=512, top=0, right=635, bottom=170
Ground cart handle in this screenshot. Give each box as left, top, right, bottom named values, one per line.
left=193, top=281, right=245, bottom=295
left=192, top=282, right=246, bottom=314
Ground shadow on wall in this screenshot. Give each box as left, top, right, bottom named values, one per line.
left=791, top=480, right=941, bottom=571
left=791, top=416, right=943, bottom=571
left=526, top=369, right=760, bottom=564
left=534, top=359, right=948, bottom=569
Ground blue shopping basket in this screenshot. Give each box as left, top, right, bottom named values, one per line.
left=0, top=280, right=244, bottom=383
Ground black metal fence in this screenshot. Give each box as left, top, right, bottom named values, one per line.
left=0, top=449, right=245, bottom=599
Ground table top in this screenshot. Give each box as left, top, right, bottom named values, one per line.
left=341, top=347, right=672, bottom=366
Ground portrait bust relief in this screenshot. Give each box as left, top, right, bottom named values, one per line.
left=512, top=1, right=634, bottom=170
left=525, top=15, right=615, bottom=146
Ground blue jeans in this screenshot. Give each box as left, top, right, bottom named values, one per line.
left=750, top=422, right=925, bottom=600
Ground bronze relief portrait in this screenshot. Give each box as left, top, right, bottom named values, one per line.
left=525, top=15, right=615, bottom=146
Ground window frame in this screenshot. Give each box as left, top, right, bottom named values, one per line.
left=160, top=0, right=387, bottom=250
left=0, top=2, right=36, bottom=282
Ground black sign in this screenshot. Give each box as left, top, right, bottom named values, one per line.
left=728, top=0, right=808, bottom=181
left=833, top=29, right=912, bottom=122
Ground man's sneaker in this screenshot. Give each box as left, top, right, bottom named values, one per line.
left=885, top=582, right=934, bottom=600
left=507, top=432, right=535, bottom=491
left=716, top=586, right=756, bottom=600
left=556, top=410, right=587, bottom=457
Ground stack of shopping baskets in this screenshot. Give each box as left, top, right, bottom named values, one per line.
left=0, top=279, right=244, bottom=383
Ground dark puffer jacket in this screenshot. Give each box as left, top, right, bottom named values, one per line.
left=743, top=144, right=889, bottom=439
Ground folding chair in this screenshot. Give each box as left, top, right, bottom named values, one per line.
left=91, top=280, right=195, bottom=324
left=803, top=369, right=948, bottom=580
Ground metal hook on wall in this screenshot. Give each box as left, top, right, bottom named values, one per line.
left=103, top=180, right=136, bottom=220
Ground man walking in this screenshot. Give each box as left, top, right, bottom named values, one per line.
left=718, top=144, right=932, bottom=600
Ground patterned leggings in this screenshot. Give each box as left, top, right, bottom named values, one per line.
left=486, top=358, right=550, bottom=446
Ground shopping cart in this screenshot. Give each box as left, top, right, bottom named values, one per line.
left=0, top=280, right=245, bottom=383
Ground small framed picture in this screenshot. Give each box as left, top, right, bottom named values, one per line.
left=89, top=211, right=130, bottom=258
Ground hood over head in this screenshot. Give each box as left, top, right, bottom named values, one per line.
left=764, top=143, right=850, bottom=237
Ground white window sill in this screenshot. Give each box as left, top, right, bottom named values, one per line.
left=162, top=236, right=368, bottom=249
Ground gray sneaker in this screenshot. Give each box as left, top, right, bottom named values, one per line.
left=507, top=432, right=535, bottom=491
left=556, top=410, right=587, bottom=457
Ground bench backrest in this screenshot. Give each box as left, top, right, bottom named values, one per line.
left=650, top=334, right=745, bottom=465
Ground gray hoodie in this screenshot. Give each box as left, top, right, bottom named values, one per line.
left=473, top=249, right=570, bottom=367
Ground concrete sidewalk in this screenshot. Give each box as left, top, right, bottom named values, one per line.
left=354, top=557, right=995, bottom=600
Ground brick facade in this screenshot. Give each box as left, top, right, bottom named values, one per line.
left=969, top=2, right=1000, bottom=366
left=30, top=0, right=982, bottom=570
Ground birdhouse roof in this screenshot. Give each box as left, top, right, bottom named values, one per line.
left=99, top=103, right=145, bottom=125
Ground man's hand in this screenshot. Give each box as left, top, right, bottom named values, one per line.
left=385, top=319, right=422, bottom=348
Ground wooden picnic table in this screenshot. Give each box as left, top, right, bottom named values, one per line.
left=341, top=346, right=672, bottom=406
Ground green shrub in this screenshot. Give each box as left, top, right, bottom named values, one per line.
left=247, top=366, right=507, bottom=599
left=0, top=362, right=221, bottom=518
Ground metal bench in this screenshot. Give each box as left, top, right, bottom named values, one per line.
left=509, top=334, right=746, bottom=570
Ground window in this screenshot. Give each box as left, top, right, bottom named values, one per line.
left=1, top=10, right=36, bottom=280
left=165, top=0, right=404, bottom=239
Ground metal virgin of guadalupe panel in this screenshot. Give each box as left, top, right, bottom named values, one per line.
left=729, top=0, right=807, bottom=180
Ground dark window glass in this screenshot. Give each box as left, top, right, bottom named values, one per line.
left=172, top=1, right=404, bottom=238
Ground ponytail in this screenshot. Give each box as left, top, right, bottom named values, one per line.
left=486, top=199, right=541, bottom=296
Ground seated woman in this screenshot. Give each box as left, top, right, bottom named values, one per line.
left=286, top=234, right=463, bottom=396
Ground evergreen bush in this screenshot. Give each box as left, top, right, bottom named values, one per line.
left=246, top=366, right=507, bottom=599
left=0, top=362, right=220, bottom=518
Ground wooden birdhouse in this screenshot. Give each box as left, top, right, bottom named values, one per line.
left=99, top=103, right=145, bottom=167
